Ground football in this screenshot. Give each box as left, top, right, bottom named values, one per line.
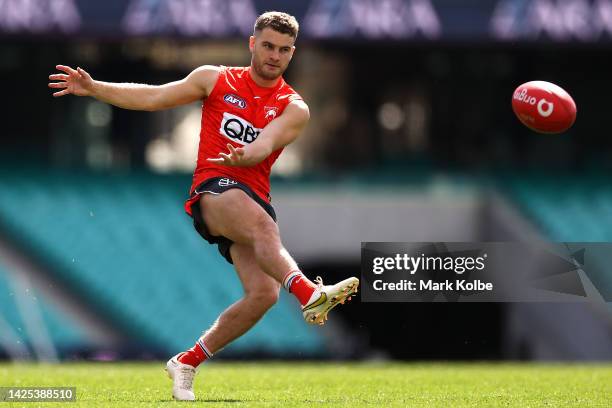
left=511, top=81, right=577, bottom=134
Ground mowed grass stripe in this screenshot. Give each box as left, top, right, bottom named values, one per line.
left=0, top=362, right=610, bottom=407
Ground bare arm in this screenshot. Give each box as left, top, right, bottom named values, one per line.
left=208, top=100, right=310, bottom=167
left=48, top=65, right=220, bottom=111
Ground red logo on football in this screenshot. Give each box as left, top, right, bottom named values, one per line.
left=512, top=81, right=577, bottom=134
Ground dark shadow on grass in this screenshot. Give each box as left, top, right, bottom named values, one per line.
left=156, top=399, right=245, bottom=403
left=200, top=399, right=244, bottom=403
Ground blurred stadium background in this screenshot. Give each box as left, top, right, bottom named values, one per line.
left=1, top=0, right=612, bottom=365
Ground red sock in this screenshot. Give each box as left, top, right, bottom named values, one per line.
left=283, top=271, right=317, bottom=306
left=177, top=339, right=212, bottom=368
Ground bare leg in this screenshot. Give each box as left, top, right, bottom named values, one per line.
left=167, top=192, right=301, bottom=401
left=200, top=243, right=280, bottom=353
left=199, top=189, right=298, bottom=283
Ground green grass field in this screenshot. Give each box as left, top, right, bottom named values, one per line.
left=1, top=362, right=611, bottom=407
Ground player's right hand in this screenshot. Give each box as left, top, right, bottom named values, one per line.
left=48, top=65, right=95, bottom=97
left=207, top=143, right=249, bottom=167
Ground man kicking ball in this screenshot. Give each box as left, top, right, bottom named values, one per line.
left=49, top=11, right=359, bottom=401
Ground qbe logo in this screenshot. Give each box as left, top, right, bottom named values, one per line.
left=220, top=112, right=262, bottom=145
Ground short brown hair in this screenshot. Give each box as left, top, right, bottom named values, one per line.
left=254, top=11, right=299, bottom=39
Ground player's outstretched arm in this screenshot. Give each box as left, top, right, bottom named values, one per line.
left=208, top=100, right=310, bottom=167
left=48, top=65, right=219, bottom=111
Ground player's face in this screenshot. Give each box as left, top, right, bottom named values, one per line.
left=250, top=28, right=295, bottom=81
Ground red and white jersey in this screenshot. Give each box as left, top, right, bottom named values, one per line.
left=186, top=66, right=302, bottom=215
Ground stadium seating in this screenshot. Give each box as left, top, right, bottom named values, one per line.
left=504, top=173, right=612, bottom=309
left=4, top=166, right=606, bottom=359
left=505, top=173, right=612, bottom=241
left=0, top=169, right=324, bottom=357
left=0, top=262, right=88, bottom=357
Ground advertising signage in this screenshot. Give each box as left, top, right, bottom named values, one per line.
left=2, top=0, right=612, bottom=43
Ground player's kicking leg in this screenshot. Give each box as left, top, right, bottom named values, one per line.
left=198, top=188, right=359, bottom=324
left=166, top=243, right=280, bottom=400
left=167, top=189, right=358, bottom=400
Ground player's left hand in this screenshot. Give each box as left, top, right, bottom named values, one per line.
left=207, top=143, right=248, bottom=166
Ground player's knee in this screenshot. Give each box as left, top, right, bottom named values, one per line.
left=248, top=286, right=279, bottom=310
left=250, top=215, right=279, bottom=244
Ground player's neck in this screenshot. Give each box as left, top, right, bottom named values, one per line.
left=248, top=67, right=281, bottom=88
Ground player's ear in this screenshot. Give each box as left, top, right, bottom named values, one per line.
left=249, top=36, right=255, bottom=52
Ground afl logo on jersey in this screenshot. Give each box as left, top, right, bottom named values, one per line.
left=223, top=94, right=247, bottom=109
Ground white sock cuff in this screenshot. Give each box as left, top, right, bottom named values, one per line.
left=197, top=339, right=213, bottom=359
left=282, top=270, right=302, bottom=291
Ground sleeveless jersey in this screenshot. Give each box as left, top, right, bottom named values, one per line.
left=185, top=66, right=302, bottom=215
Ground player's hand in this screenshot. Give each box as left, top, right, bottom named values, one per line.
left=207, top=143, right=248, bottom=166
left=48, top=65, right=95, bottom=97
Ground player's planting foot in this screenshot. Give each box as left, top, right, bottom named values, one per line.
left=302, top=276, right=359, bottom=325
left=166, top=354, right=197, bottom=401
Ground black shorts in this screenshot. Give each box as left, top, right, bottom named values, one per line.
left=189, top=177, right=277, bottom=264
